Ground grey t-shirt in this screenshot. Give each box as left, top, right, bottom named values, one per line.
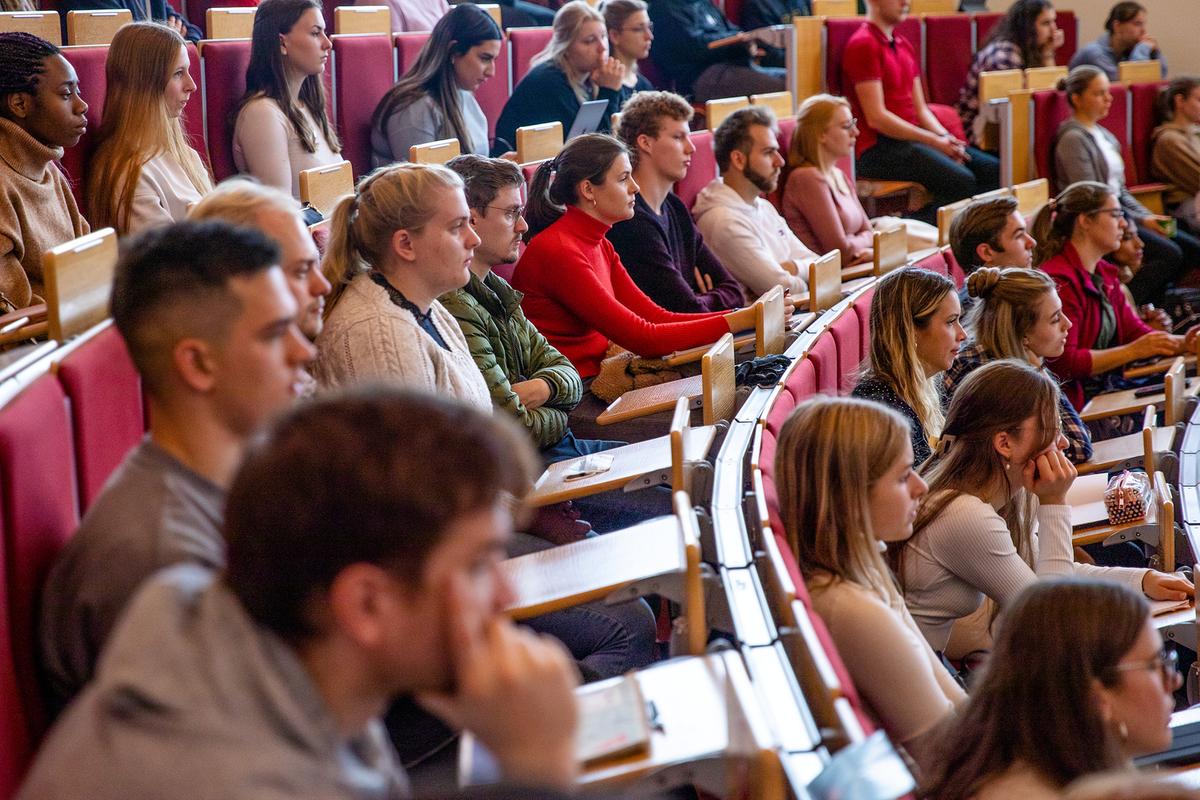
left=39, top=437, right=226, bottom=713
left=370, top=90, right=488, bottom=169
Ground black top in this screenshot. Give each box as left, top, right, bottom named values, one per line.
left=851, top=375, right=933, bottom=465
left=370, top=272, right=449, bottom=350
left=648, top=0, right=753, bottom=95
left=493, top=62, right=631, bottom=156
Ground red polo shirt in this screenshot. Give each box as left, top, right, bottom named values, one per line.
left=842, top=21, right=920, bottom=157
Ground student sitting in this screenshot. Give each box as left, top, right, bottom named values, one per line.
left=608, top=90, right=742, bottom=312
left=87, top=23, right=212, bottom=235
left=602, top=0, right=654, bottom=92
left=23, top=388, right=581, bottom=798
left=647, top=0, right=785, bottom=104
left=738, top=0, right=811, bottom=35
left=924, top=579, right=1180, bottom=799
left=39, top=221, right=316, bottom=713
left=1151, top=76, right=1200, bottom=231
left=0, top=32, right=89, bottom=311
left=1033, top=181, right=1196, bottom=411
left=956, top=0, right=1062, bottom=150
left=947, top=194, right=1036, bottom=312
left=783, top=94, right=937, bottom=266
left=944, top=268, right=1092, bottom=463
left=774, top=395, right=964, bottom=776
left=58, top=0, right=199, bottom=41
left=1070, top=1, right=1166, bottom=82
left=1108, top=226, right=1173, bottom=331
left=232, top=0, right=341, bottom=199
left=693, top=106, right=815, bottom=300
left=371, top=4, right=502, bottom=168
left=493, top=2, right=630, bottom=156
left=898, top=360, right=1190, bottom=655
left=1052, top=65, right=1200, bottom=306
left=852, top=267, right=965, bottom=466
left=844, top=0, right=1000, bottom=225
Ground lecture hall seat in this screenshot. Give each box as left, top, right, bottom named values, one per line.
left=1130, top=80, right=1168, bottom=193
left=394, top=30, right=430, bottom=76
left=185, top=0, right=257, bottom=37
left=0, top=549, right=31, bottom=800
left=674, top=129, right=715, bottom=210
left=331, top=34, right=395, bottom=178
left=509, top=26, right=553, bottom=88
left=923, top=14, right=972, bottom=106
left=58, top=45, right=107, bottom=213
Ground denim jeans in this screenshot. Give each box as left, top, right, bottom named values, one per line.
left=540, top=430, right=624, bottom=465
left=856, top=135, right=1001, bottom=225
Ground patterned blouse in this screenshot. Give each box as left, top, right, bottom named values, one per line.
left=956, top=40, right=1026, bottom=149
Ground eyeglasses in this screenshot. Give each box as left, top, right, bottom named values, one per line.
left=1109, top=648, right=1180, bottom=689
left=1089, top=208, right=1125, bottom=220
left=840, top=117, right=858, bottom=131
left=486, top=205, right=525, bottom=225
left=621, top=22, right=653, bottom=34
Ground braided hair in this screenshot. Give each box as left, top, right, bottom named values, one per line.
left=0, top=32, right=60, bottom=117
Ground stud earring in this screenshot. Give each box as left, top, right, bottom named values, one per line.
left=1116, top=719, right=1129, bottom=741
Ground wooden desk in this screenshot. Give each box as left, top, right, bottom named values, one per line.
left=1078, top=425, right=1175, bottom=475
left=1079, top=379, right=1195, bottom=422
left=1069, top=472, right=1154, bottom=547
left=528, top=425, right=717, bottom=507
left=598, top=375, right=703, bottom=425
left=1125, top=352, right=1197, bottom=380
left=662, top=330, right=754, bottom=366
left=501, top=515, right=683, bottom=619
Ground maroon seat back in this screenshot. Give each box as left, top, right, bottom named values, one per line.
left=1129, top=81, right=1166, bottom=186
left=807, top=333, right=839, bottom=395
left=676, top=130, right=715, bottom=210
left=1031, top=88, right=1072, bottom=182
left=852, top=286, right=874, bottom=360
left=59, top=45, right=108, bottom=213
left=476, top=37, right=510, bottom=141
left=509, top=26, right=552, bottom=87
left=824, top=18, right=863, bottom=96
left=54, top=325, right=144, bottom=513
left=0, top=374, right=80, bottom=743
left=331, top=34, right=395, bottom=177
left=1054, top=10, right=1077, bottom=66
left=182, top=42, right=208, bottom=169
left=0, top=535, right=31, bottom=800
left=924, top=14, right=972, bottom=106
left=973, top=11, right=1001, bottom=45
left=784, top=355, right=817, bottom=403
left=394, top=30, right=430, bottom=76
left=200, top=39, right=252, bottom=180
left=829, top=309, right=860, bottom=393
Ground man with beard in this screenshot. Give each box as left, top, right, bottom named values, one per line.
left=692, top=106, right=816, bottom=301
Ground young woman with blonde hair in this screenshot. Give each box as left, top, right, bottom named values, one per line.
left=87, top=22, right=212, bottom=234
left=944, top=267, right=1092, bottom=463
left=232, top=0, right=340, bottom=198
left=775, top=395, right=962, bottom=776
left=493, top=1, right=631, bottom=155
left=852, top=266, right=966, bottom=466
left=923, top=578, right=1180, bottom=799
left=1032, top=180, right=1197, bottom=410
left=783, top=93, right=936, bottom=263
left=896, top=360, right=1190, bottom=656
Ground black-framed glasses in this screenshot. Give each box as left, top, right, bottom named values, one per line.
left=1110, top=648, right=1180, bottom=688
left=621, top=22, right=653, bottom=34
left=486, top=205, right=525, bottom=225
left=840, top=117, right=858, bottom=131
left=1089, top=207, right=1125, bottom=220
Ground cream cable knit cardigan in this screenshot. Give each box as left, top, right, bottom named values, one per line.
left=314, top=273, right=491, bottom=411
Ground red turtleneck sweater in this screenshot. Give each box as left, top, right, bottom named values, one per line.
left=513, top=206, right=731, bottom=378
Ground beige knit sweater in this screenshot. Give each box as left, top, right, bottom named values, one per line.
left=0, top=118, right=89, bottom=309
left=314, top=272, right=491, bottom=410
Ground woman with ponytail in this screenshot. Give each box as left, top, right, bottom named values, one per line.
left=513, top=133, right=754, bottom=435
left=896, top=360, right=1190, bottom=656
left=1032, top=180, right=1197, bottom=410
left=944, top=267, right=1092, bottom=463
left=87, top=23, right=212, bottom=234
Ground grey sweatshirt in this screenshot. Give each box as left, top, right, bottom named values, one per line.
left=21, top=565, right=410, bottom=800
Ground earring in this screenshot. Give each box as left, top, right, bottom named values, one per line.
left=590, top=197, right=597, bottom=207
left=1116, top=719, right=1129, bottom=741
left=1004, top=460, right=1011, bottom=471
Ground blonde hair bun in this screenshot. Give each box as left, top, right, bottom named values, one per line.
left=967, top=267, right=1002, bottom=299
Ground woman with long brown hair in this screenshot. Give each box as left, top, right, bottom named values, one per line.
left=87, top=22, right=212, bottom=234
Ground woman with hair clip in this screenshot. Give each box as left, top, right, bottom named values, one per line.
left=783, top=93, right=936, bottom=264
left=922, top=578, right=1180, bottom=799
left=87, top=23, right=212, bottom=235
left=774, top=395, right=963, bottom=776
left=852, top=267, right=966, bottom=467
left=896, top=360, right=1190, bottom=657
left=513, top=133, right=755, bottom=438
left=1052, top=65, right=1200, bottom=306
left=1151, top=76, right=1200, bottom=230
left=493, top=1, right=632, bottom=156
left=370, top=5, right=504, bottom=168
left=943, top=267, right=1093, bottom=464
left=1032, top=180, right=1198, bottom=411
left=956, top=0, right=1062, bottom=150
left=232, top=0, right=340, bottom=199
left=602, top=0, right=654, bottom=92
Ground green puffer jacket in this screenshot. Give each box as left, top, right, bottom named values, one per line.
left=441, top=271, right=583, bottom=448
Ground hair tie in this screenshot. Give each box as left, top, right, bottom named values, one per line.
left=935, top=433, right=957, bottom=456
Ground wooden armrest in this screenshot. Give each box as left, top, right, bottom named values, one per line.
left=662, top=330, right=755, bottom=366
left=0, top=320, right=48, bottom=348
left=597, top=375, right=703, bottom=425
left=0, top=303, right=47, bottom=330
left=840, top=263, right=874, bottom=281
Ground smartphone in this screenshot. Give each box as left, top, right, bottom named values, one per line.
left=1133, top=383, right=1165, bottom=398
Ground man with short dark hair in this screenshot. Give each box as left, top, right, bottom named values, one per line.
left=21, top=389, right=581, bottom=798
left=39, top=220, right=316, bottom=712
left=1069, top=1, right=1166, bottom=81
left=608, top=91, right=743, bottom=313
left=692, top=106, right=816, bottom=300
left=948, top=195, right=1035, bottom=275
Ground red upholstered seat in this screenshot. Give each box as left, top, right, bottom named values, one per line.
left=1054, top=10, right=1077, bottom=66
left=1129, top=81, right=1167, bottom=186
left=54, top=325, right=144, bottom=513
left=182, top=42, right=207, bottom=169
left=776, top=115, right=797, bottom=154
left=973, top=12, right=1002, bottom=47
left=852, top=286, right=874, bottom=360
left=200, top=39, right=252, bottom=181
left=924, top=15, right=972, bottom=106
left=807, top=334, right=839, bottom=395
left=765, top=384, right=796, bottom=437
left=912, top=248, right=948, bottom=275
left=0, top=536, right=32, bottom=800
left=824, top=18, right=863, bottom=97
left=58, top=45, right=108, bottom=213
left=829, top=310, right=861, bottom=394
left=476, top=37, right=510, bottom=141
left=759, top=428, right=777, bottom=479
left=395, top=31, right=430, bottom=76
left=509, top=26, right=553, bottom=87
left=332, top=34, right=396, bottom=178
left=676, top=130, right=715, bottom=210
left=1031, top=88, right=1073, bottom=181
left=0, top=374, right=80, bottom=743
left=784, top=356, right=817, bottom=403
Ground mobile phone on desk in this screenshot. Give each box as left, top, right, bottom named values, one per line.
left=1133, top=383, right=1165, bottom=398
